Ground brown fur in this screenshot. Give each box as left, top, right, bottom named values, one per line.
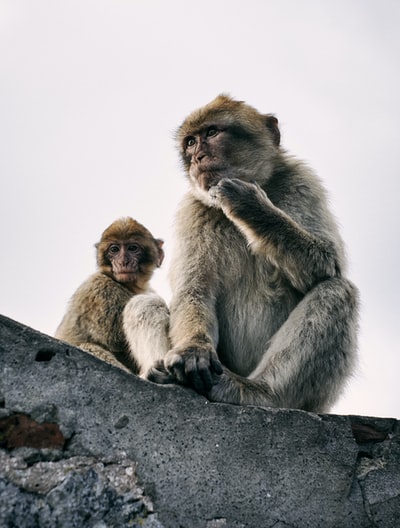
left=55, top=217, right=163, bottom=372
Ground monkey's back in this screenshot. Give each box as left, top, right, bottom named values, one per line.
left=55, top=273, right=132, bottom=353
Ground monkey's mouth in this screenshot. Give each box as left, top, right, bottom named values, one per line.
left=114, top=270, right=138, bottom=282
left=195, top=170, right=223, bottom=191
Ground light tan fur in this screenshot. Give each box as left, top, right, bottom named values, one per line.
left=126, top=96, right=359, bottom=412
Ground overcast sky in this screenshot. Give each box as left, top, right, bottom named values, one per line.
left=1, top=0, right=399, bottom=419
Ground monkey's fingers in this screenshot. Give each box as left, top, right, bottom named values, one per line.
left=185, top=351, right=223, bottom=395
left=185, top=354, right=214, bottom=395
left=210, top=355, right=223, bottom=375
left=164, top=347, right=223, bottom=394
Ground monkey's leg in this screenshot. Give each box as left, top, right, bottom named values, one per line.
left=79, top=343, right=132, bottom=373
left=209, top=277, right=359, bottom=413
left=123, top=293, right=171, bottom=378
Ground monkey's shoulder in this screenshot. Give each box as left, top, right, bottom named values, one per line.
left=69, top=272, right=133, bottom=307
left=266, top=155, right=328, bottom=206
left=266, top=155, right=344, bottom=245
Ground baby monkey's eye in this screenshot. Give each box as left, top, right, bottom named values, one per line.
left=108, top=245, right=120, bottom=253
left=128, top=244, right=140, bottom=252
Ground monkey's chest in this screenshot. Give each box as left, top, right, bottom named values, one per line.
left=215, top=257, right=297, bottom=376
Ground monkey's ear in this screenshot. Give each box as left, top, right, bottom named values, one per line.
left=265, top=114, right=280, bottom=146
left=155, top=239, right=165, bottom=267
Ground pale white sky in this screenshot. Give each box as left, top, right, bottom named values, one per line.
left=1, top=0, right=399, bottom=418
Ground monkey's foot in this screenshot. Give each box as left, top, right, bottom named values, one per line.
left=147, top=361, right=178, bottom=385
left=207, top=370, right=277, bottom=408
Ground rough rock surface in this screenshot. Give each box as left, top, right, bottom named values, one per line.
left=0, top=314, right=399, bottom=528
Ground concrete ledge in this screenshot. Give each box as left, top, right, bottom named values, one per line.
left=0, top=314, right=399, bottom=527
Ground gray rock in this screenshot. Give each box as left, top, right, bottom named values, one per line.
left=1, top=314, right=399, bottom=527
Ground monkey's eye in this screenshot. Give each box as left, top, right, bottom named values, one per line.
left=128, top=244, right=141, bottom=252
left=186, top=137, right=196, bottom=149
left=108, top=245, right=120, bottom=254
left=206, top=127, right=218, bottom=137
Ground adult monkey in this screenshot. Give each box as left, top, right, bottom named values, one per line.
left=127, top=95, right=359, bottom=412
left=55, top=217, right=167, bottom=374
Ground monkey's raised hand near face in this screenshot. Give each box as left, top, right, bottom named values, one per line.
left=55, top=217, right=166, bottom=373
left=137, top=95, right=358, bottom=412
left=209, top=176, right=340, bottom=292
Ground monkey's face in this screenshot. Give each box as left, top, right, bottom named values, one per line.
left=181, top=124, right=271, bottom=206
left=178, top=95, right=280, bottom=207
left=183, top=125, right=232, bottom=188
left=96, top=217, right=164, bottom=292
left=106, top=241, right=144, bottom=283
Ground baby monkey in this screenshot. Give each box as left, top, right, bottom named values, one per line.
left=55, top=217, right=166, bottom=373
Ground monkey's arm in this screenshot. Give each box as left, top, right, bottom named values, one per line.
left=165, top=201, right=223, bottom=392
left=209, top=178, right=342, bottom=293
left=167, top=286, right=223, bottom=392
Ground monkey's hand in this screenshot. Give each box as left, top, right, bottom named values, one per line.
left=209, top=178, right=271, bottom=219
left=164, top=345, right=223, bottom=395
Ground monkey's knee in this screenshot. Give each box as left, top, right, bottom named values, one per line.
left=339, top=277, right=360, bottom=311
left=314, top=276, right=359, bottom=318
left=123, top=293, right=169, bottom=327
left=123, top=294, right=170, bottom=376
